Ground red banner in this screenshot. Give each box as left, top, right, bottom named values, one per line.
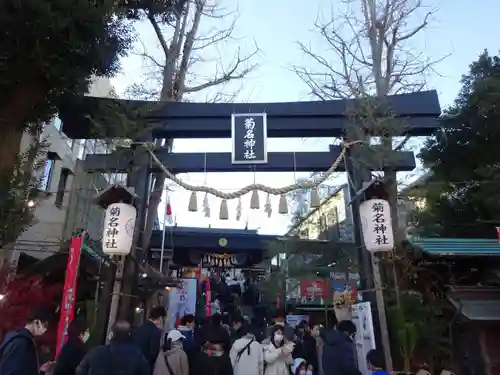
left=300, top=280, right=328, bottom=300
left=56, top=236, right=83, bottom=356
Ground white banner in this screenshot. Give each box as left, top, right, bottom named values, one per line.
left=351, top=302, right=376, bottom=375
left=167, top=278, right=197, bottom=330
left=285, top=315, right=309, bottom=328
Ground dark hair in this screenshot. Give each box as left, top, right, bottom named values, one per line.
left=180, top=314, right=195, bottom=326
left=269, top=325, right=285, bottom=347
left=112, top=320, right=131, bottom=340
left=68, top=319, right=87, bottom=339
left=366, top=349, right=385, bottom=369
left=336, top=320, right=356, bottom=335
left=232, top=314, right=245, bottom=324
left=211, top=313, right=222, bottom=326
left=162, top=333, right=172, bottom=352
left=150, top=306, right=167, bottom=320
left=27, top=308, right=52, bottom=324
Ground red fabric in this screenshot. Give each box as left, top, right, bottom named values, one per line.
left=55, top=236, right=83, bottom=356
left=496, top=227, right=500, bottom=241
left=204, top=279, right=211, bottom=316
left=165, top=196, right=173, bottom=225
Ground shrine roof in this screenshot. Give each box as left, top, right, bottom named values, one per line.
left=411, top=238, right=500, bottom=256
left=149, top=226, right=277, bottom=253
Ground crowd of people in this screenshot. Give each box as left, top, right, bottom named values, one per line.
left=0, top=307, right=389, bottom=375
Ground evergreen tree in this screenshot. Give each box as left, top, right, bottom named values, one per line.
left=0, top=1, right=181, bottom=251
left=415, top=51, right=500, bottom=238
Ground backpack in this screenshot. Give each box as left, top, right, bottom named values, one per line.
left=235, top=339, right=254, bottom=363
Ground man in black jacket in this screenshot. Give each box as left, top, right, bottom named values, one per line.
left=0, top=308, right=53, bottom=375
left=76, top=320, right=149, bottom=375
left=322, top=320, right=362, bottom=375
left=132, top=306, right=166, bottom=375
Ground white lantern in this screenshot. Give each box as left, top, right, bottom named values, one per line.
left=102, top=203, right=137, bottom=255
left=359, top=198, right=394, bottom=252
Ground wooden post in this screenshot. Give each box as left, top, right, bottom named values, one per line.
left=372, top=255, right=393, bottom=372
left=106, top=255, right=125, bottom=343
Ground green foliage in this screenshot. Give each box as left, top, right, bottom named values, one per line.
left=0, top=0, right=133, bottom=132
left=388, top=292, right=449, bottom=369
left=118, top=0, right=186, bottom=21
left=414, top=50, right=500, bottom=237
left=0, top=137, right=48, bottom=247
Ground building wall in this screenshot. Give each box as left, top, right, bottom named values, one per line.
left=11, top=76, right=116, bottom=262
left=289, top=184, right=355, bottom=243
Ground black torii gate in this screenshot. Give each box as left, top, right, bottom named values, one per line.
left=60, top=90, right=440, bottom=324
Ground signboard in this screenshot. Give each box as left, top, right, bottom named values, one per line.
left=300, top=280, right=328, bottom=301
left=286, top=314, right=310, bottom=328
left=359, top=199, right=394, bottom=252
left=231, top=113, right=267, bottom=164
left=351, top=302, right=376, bottom=375
left=102, top=203, right=137, bottom=255
left=168, top=278, right=197, bottom=329
left=56, top=236, right=83, bottom=356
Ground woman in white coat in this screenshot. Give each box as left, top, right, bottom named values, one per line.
left=263, top=325, right=294, bottom=375
left=230, top=326, right=264, bottom=375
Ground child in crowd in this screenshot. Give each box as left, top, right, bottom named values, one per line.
left=366, top=349, right=389, bottom=375
left=291, top=358, right=313, bottom=375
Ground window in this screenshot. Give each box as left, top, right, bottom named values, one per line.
left=55, top=168, right=70, bottom=208
left=40, top=159, right=55, bottom=192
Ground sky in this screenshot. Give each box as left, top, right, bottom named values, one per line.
left=111, top=0, right=500, bottom=235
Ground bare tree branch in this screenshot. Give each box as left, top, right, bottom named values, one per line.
left=294, top=0, right=446, bottom=99
left=128, top=0, right=260, bottom=275
left=184, top=46, right=259, bottom=93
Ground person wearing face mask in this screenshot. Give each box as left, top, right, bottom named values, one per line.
left=263, top=326, right=294, bottom=375
left=264, top=312, right=294, bottom=343
left=291, top=323, right=317, bottom=375
left=76, top=320, right=149, bottom=375
left=132, top=306, right=167, bottom=375
left=0, top=308, right=53, bottom=375
left=53, top=319, right=89, bottom=375
left=291, top=358, right=310, bottom=375
left=322, top=320, right=362, bottom=375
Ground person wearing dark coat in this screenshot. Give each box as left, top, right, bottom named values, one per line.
left=53, top=320, right=88, bottom=375
left=76, top=320, right=149, bottom=375
left=207, top=314, right=231, bottom=353
left=321, top=320, right=362, bottom=375
left=0, top=308, right=53, bottom=375
left=292, top=323, right=318, bottom=375
left=177, top=314, right=198, bottom=375
left=191, top=324, right=233, bottom=375
left=132, top=306, right=166, bottom=374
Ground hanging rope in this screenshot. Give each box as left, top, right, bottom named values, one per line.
left=141, top=140, right=363, bottom=200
